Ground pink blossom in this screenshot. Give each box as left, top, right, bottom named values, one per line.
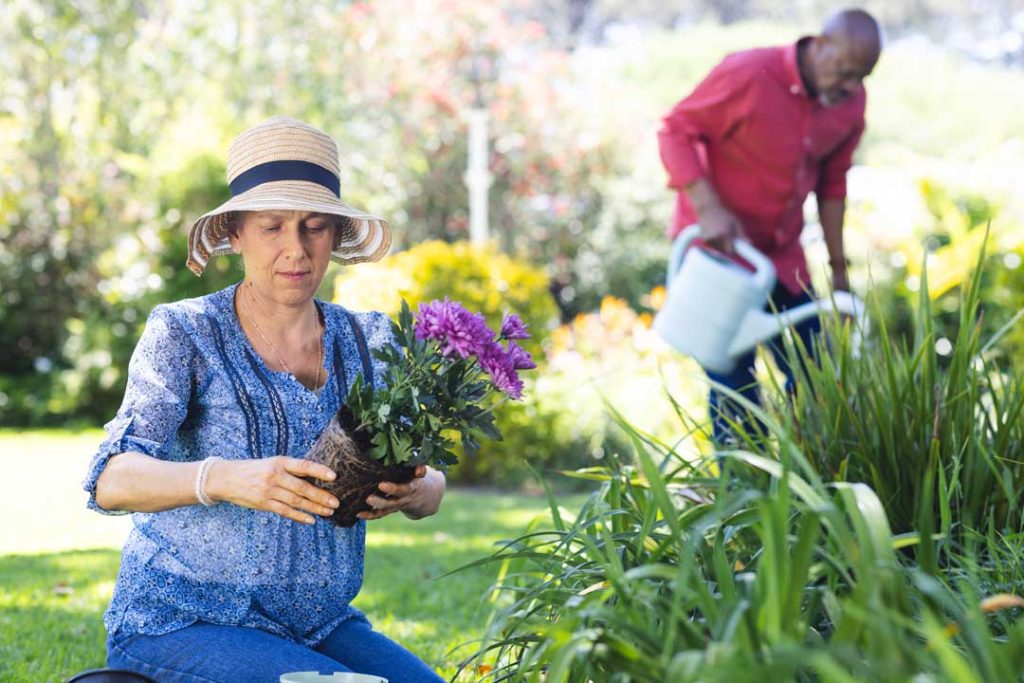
left=415, top=299, right=494, bottom=359
left=478, top=342, right=525, bottom=399
left=500, top=312, right=530, bottom=340
left=505, top=341, right=536, bottom=370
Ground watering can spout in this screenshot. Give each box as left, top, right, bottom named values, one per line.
left=726, top=290, right=867, bottom=358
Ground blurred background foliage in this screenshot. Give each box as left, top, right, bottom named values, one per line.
left=332, top=240, right=557, bottom=360
left=2, top=0, right=1023, bottom=486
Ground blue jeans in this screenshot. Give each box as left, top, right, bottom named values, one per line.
left=107, top=618, right=446, bottom=683
left=707, top=285, right=822, bottom=446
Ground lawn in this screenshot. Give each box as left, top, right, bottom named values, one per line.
left=0, top=429, right=575, bottom=682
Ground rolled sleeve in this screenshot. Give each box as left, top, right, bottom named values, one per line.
left=657, top=55, right=753, bottom=190
left=83, top=305, right=194, bottom=514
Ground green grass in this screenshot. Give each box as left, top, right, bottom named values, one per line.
left=0, top=429, right=578, bottom=682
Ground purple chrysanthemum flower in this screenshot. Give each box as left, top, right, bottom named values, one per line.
left=500, top=312, right=530, bottom=340
left=479, top=342, right=525, bottom=399
left=445, top=308, right=493, bottom=358
left=505, top=341, right=536, bottom=370
left=415, top=299, right=494, bottom=359
left=415, top=299, right=458, bottom=342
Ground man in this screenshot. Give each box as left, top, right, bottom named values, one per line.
left=657, top=9, right=882, bottom=443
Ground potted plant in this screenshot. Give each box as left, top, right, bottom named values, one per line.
left=306, top=299, right=536, bottom=526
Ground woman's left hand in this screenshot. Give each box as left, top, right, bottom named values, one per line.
left=359, top=465, right=446, bottom=521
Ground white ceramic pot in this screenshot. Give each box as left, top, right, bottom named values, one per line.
left=280, top=673, right=387, bottom=683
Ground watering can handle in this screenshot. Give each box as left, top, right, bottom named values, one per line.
left=732, top=240, right=775, bottom=291
left=666, top=226, right=701, bottom=286
left=666, top=225, right=775, bottom=291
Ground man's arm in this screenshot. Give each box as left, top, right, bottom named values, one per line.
left=657, top=56, right=751, bottom=252
left=816, top=117, right=865, bottom=293
left=818, top=196, right=849, bottom=292
left=685, top=178, right=743, bottom=254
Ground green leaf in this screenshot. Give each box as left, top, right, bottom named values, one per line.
left=370, top=431, right=390, bottom=462
left=389, top=432, right=413, bottom=464
left=476, top=418, right=503, bottom=441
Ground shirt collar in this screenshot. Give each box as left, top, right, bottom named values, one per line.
left=783, top=37, right=814, bottom=99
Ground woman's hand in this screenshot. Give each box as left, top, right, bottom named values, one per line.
left=359, top=465, right=446, bottom=521
left=205, top=456, right=339, bottom=525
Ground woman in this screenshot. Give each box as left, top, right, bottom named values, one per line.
left=84, top=116, right=447, bottom=682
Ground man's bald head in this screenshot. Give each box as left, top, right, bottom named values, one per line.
left=804, top=8, right=882, bottom=106
left=824, top=8, right=882, bottom=67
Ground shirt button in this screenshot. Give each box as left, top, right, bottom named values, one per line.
left=790, top=84, right=800, bottom=95
left=803, top=136, right=812, bottom=147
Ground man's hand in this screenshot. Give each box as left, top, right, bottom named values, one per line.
left=819, top=197, right=849, bottom=292
left=698, top=203, right=743, bottom=254
left=831, top=264, right=850, bottom=293
left=686, top=178, right=741, bottom=254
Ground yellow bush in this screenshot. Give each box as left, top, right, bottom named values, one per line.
left=542, top=292, right=710, bottom=460
left=333, top=240, right=558, bottom=356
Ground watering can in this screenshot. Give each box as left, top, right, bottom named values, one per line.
left=652, top=226, right=866, bottom=374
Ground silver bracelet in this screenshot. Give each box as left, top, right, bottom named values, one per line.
left=195, top=456, right=222, bottom=507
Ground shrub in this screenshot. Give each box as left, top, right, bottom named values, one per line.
left=333, top=240, right=556, bottom=357
left=756, top=242, right=1024, bottom=536
left=537, top=293, right=709, bottom=455
left=855, top=180, right=1017, bottom=352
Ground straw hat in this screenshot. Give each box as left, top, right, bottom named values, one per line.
left=186, top=116, right=391, bottom=276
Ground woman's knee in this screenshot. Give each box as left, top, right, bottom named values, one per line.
left=109, top=624, right=347, bottom=683
left=317, top=618, right=445, bottom=682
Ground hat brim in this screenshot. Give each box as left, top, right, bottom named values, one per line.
left=186, top=180, right=391, bottom=276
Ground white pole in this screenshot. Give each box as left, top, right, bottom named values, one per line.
left=463, top=107, right=492, bottom=245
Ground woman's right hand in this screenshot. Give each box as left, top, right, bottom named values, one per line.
left=205, top=456, right=339, bottom=525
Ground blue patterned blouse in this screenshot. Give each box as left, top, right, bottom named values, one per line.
left=83, top=283, right=393, bottom=647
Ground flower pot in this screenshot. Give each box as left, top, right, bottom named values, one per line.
left=305, top=405, right=416, bottom=528
left=280, top=673, right=387, bottom=683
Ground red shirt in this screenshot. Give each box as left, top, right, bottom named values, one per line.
left=657, top=39, right=866, bottom=294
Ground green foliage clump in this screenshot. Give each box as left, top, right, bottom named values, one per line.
left=990, top=245, right=1024, bottom=360
left=462, top=413, right=1024, bottom=681
left=852, top=179, right=1023, bottom=371
left=760, top=245, right=1024, bottom=536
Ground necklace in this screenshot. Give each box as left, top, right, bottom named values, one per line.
left=240, top=283, right=324, bottom=391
